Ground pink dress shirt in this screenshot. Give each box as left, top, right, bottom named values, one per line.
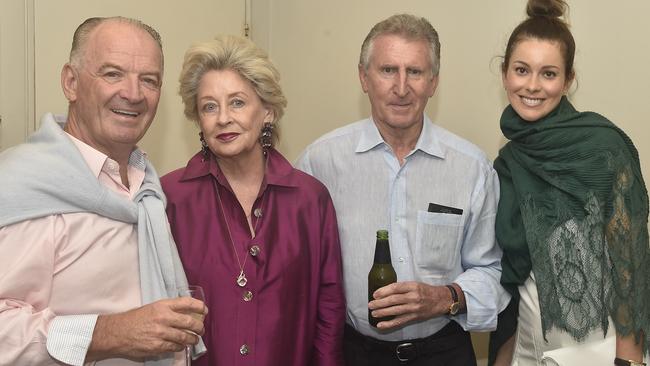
left=0, top=134, right=150, bottom=365
left=161, top=149, right=345, bottom=366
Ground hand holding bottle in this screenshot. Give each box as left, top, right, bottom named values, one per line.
left=369, top=282, right=465, bottom=330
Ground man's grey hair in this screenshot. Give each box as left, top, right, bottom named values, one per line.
left=359, top=14, right=441, bottom=76
left=69, top=16, right=163, bottom=68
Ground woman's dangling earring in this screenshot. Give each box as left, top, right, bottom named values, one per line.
left=260, top=122, right=274, bottom=156
left=199, top=132, right=210, bottom=160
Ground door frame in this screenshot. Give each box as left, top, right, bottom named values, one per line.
left=0, top=0, right=35, bottom=151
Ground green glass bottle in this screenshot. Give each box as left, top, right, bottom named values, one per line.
left=368, top=229, right=397, bottom=327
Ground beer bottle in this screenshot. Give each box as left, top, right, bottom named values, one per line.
left=368, top=229, right=397, bottom=327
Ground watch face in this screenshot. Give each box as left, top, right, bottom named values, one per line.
left=449, top=302, right=460, bottom=315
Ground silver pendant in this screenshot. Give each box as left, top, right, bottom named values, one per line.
left=236, top=271, right=248, bottom=287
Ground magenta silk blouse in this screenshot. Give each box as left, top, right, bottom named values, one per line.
left=161, top=149, right=345, bottom=366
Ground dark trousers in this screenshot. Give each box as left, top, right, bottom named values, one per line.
left=343, top=321, right=477, bottom=366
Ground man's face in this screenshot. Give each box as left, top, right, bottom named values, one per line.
left=62, top=21, right=162, bottom=157
left=359, top=34, right=437, bottom=136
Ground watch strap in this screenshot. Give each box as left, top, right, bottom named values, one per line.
left=615, top=357, right=647, bottom=366
left=445, top=285, right=458, bottom=302
left=445, top=284, right=460, bottom=315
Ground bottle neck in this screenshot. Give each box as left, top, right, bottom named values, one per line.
left=373, top=239, right=392, bottom=264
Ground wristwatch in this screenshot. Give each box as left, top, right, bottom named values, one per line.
left=445, top=284, right=461, bottom=316
left=614, top=358, right=647, bottom=366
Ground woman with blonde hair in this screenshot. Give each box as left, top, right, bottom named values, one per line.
left=161, top=35, right=345, bottom=365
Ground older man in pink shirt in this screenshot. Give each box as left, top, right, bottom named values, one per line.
left=0, top=17, right=206, bottom=365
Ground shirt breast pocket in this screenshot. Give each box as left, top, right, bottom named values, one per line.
left=414, top=210, right=464, bottom=278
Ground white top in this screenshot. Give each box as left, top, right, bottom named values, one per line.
left=512, top=274, right=616, bottom=366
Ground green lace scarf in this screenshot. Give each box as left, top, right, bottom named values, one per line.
left=489, top=97, right=649, bottom=363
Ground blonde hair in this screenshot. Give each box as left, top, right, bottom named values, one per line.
left=179, top=35, right=287, bottom=146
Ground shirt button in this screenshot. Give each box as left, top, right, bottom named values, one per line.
left=243, top=290, right=253, bottom=302
left=399, top=257, right=405, bottom=263
left=106, top=161, right=117, bottom=172
left=249, top=245, right=261, bottom=256
left=240, top=344, right=249, bottom=355
left=253, top=208, right=263, bottom=218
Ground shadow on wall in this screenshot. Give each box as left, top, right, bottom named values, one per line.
left=471, top=331, right=489, bottom=361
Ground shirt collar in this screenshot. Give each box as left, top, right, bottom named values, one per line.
left=263, top=148, right=299, bottom=188
left=355, top=115, right=446, bottom=159
left=180, top=148, right=299, bottom=189
left=415, top=115, right=445, bottom=159
left=65, top=132, right=147, bottom=178
left=355, top=118, right=385, bottom=153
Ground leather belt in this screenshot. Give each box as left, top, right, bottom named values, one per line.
left=344, top=321, right=467, bottom=362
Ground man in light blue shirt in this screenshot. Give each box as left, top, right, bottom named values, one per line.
left=296, top=14, right=509, bottom=365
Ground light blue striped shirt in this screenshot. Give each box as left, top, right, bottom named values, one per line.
left=296, top=116, right=510, bottom=341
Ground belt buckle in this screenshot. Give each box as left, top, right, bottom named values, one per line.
left=396, top=342, right=416, bottom=362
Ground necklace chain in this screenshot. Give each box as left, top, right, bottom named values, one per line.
left=214, top=180, right=263, bottom=287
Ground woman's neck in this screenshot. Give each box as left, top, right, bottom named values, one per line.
left=216, top=146, right=265, bottom=182
left=216, top=150, right=266, bottom=234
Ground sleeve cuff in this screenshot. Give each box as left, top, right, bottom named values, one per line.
left=452, top=279, right=508, bottom=331
left=192, top=337, right=207, bottom=360
left=46, top=314, right=98, bottom=366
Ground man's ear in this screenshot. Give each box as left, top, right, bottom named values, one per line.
left=61, top=63, right=78, bottom=102
left=428, top=75, right=439, bottom=98
left=358, top=63, right=369, bottom=93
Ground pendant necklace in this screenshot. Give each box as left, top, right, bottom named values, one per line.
left=214, top=180, right=263, bottom=288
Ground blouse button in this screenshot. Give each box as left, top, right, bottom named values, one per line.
left=249, top=245, right=261, bottom=256
left=253, top=208, right=263, bottom=218
left=243, top=290, right=253, bottom=302
left=240, top=344, right=249, bottom=355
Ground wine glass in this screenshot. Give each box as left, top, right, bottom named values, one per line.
left=177, top=285, right=205, bottom=366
